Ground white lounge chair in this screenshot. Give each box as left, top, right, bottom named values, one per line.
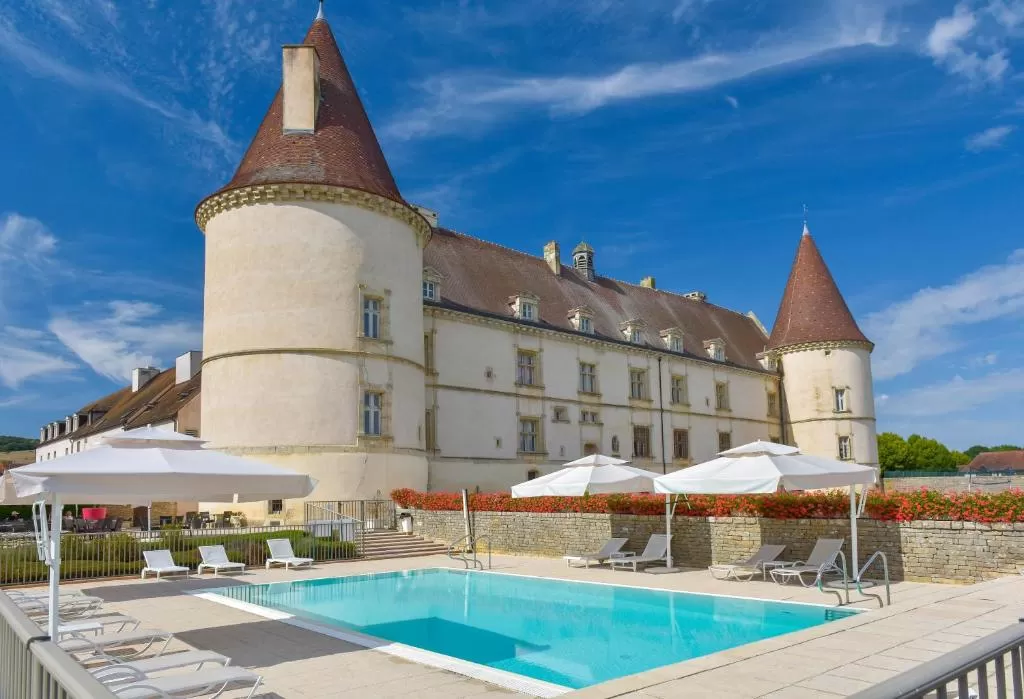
left=563, top=538, right=628, bottom=568
left=709, top=544, right=787, bottom=581
left=609, top=534, right=669, bottom=572
left=770, top=538, right=845, bottom=587
left=92, top=665, right=262, bottom=699
left=92, top=649, right=230, bottom=675
left=265, top=538, right=314, bottom=570
left=14, top=593, right=105, bottom=619
left=54, top=614, right=141, bottom=636
left=197, top=546, right=246, bottom=576
left=59, top=628, right=174, bottom=660
left=142, top=550, right=190, bottom=580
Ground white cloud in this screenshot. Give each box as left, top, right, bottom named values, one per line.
left=385, top=19, right=891, bottom=140
left=0, top=213, right=57, bottom=314
left=965, top=125, right=1015, bottom=151
left=47, top=301, right=200, bottom=382
left=865, top=249, right=1024, bottom=380
left=924, top=3, right=1010, bottom=86
left=968, top=351, right=1000, bottom=367
left=724, top=95, right=739, bottom=108
left=880, top=369, right=1024, bottom=417
left=988, top=0, right=1024, bottom=28
left=0, top=325, right=76, bottom=389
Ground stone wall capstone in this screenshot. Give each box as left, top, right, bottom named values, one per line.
left=411, top=509, right=1024, bottom=584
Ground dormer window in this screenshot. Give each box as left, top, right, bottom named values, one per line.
left=661, top=328, right=683, bottom=353
left=511, top=292, right=540, bottom=322
left=758, top=353, right=779, bottom=371
left=620, top=319, right=646, bottom=345
left=569, top=306, right=594, bottom=334
left=422, top=267, right=443, bottom=302
left=705, top=338, right=725, bottom=362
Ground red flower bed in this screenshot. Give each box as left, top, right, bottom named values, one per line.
left=391, top=488, right=1024, bottom=523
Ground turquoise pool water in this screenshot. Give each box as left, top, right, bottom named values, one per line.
left=213, top=569, right=855, bottom=689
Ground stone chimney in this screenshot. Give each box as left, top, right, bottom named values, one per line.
left=131, top=367, right=160, bottom=393
left=40, top=426, right=47, bottom=442
left=640, top=276, right=656, bottom=289
left=543, top=241, right=561, bottom=275
left=175, top=351, right=203, bottom=384
left=282, top=44, right=320, bottom=134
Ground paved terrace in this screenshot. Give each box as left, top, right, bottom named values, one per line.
left=24, top=555, right=1024, bottom=699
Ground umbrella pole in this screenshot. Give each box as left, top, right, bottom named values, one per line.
left=47, top=495, right=62, bottom=640
left=147, top=505, right=152, bottom=533
left=665, top=494, right=673, bottom=569
left=849, top=485, right=859, bottom=583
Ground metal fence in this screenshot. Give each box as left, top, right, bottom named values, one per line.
left=0, top=591, right=117, bottom=699
left=851, top=620, right=1024, bottom=699
left=0, top=524, right=363, bottom=587
left=304, top=499, right=397, bottom=531
left=884, top=470, right=1023, bottom=478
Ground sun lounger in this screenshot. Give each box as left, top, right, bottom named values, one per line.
left=91, top=649, right=231, bottom=675
left=563, top=538, right=628, bottom=568
left=265, top=538, right=314, bottom=570
left=197, top=546, right=246, bottom=576
left=13, top=592, right=105, bottom=619
left=609, top=534, right=669, bottom=572
left=56, top=614, right=141, bottom=636
left=142, top=550, right=190, bottom=580
left=59, top=628, right=174, bottom=660
left=770, top=538, right=845, bottom=587
left=92, top=665, right=262, bottom=699
left=708, top=544, right=787, bottom=581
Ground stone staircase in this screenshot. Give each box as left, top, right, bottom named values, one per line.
left=360, top=530, right=448, bottom=560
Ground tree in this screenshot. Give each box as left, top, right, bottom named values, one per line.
left=951, top=450, right=971, bottom=466
left=0, top=436, right=38, bottom=452
left=965, top=444, right=1022, bottom=459
left=877, top=432, right=912, bottom=473
left=906, top=434, right=957, bottom=471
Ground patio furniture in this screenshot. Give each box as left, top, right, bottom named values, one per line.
left=708, top=544, right=787, bottom=581
left=142, top=550, right=190, bottom=580
left=92, top=664, right=262, bottom=699
left=266, top=538, right=314, bottom=570
left=90, top=649, right=230, bottom=676
left=58, top=628, right=175, bottom=660
left=770, top=538, right=846, bottom=587
left=197, top=545, right=246, bottom=576
left=609, top=534, right=669, bottom=572
left=563, top=538, right=628, bottom=568
left=110, top=517, right=123, bottom=532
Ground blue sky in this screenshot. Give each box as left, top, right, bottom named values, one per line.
left=1, top=0, right=1022, bottom=449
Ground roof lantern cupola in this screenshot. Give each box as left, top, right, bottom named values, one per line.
left=572, top=241, right=595, bottom=281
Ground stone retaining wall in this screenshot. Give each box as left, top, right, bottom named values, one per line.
left=411, top=509, right=1024, bottom=584
left=884, top=474, right=1024, bottom=493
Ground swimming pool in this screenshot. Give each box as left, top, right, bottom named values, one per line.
left=209, top=569, right=856, bottom=693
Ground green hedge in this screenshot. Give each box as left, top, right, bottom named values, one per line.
left=0, top=529, right=358, bottom=585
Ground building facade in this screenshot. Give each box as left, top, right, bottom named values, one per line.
left=36, top=9, right=877, bottom=524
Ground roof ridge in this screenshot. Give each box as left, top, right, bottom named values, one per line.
left=436, top=228, right=759, bottom=324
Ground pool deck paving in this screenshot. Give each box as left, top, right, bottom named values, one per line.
left=24, top=553, right=1024, bottom=698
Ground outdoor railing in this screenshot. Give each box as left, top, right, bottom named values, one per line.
left=0, top=591, right=117, bottom=699
left=305, top=499, right=397, bottom=531
left=0, top=524, right=362, bottom=587
left=850, top=619, right=1024, bottom=699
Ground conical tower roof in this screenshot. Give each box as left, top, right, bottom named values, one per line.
left=212, top=13, right=402, bottom=203
left=767, top=225, right=871, bottom=350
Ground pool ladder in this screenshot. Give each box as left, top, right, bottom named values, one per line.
left=447, top=534, right=492, bottom=570
left=820, top=550, right=892, bottom=608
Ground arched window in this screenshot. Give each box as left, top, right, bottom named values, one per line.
left=611, top=435, right=620, bottom=454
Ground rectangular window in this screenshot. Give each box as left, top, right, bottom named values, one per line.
left=422, top=280, right=438, bottom=301
left=579, top=362, right=598, bottom=393
left=362, top=297, right=381, bottom=339
left=718, top=431, right=732, bottom=452
left=630, top=329, right=642, bottom=344
left=363, top=391, right=383, bottom=436
left=516, top=350, right=537, bottom=385
left=518, top=418, right=540, bottom=453
left=713, top=345, right=725, bottom=361
left=552, top=406, right=568, bottom=423
left=834, top=388, right=848, bottom=412
left=579, top=316, right=592, bottom=334
left=424, top=333, right=435, bottom=373
left=629, top=369, right=648, bottom=400
left=633, top=425, right=651, bottom=459
left=520, top=301, right=536, bottom=321
left=715, top=381, right=730, bottom=410
left=425, top=409, right=436, bottom=451
left=580, top=410, right=599, bottom=424
left=669, top=336, right=682, bottom=352
left=268, top=499, right=284, bottom=515
left=670, top=375, right=688, bottom=404
left=767, top=391, right=779, bottom=417
left=673, top=429, right=690, bottom=460
left=838, top=436, right=852, bottom=460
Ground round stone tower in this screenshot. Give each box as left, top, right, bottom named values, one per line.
left=194, top=10, right=430, bottom=521
left=767, top=225, right=878, bottom=466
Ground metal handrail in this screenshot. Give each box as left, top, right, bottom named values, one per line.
left=856, top=551, right=891, bottom=608
left=447, top=533, right=474, bottom=568
left=850, top=619, right=1024, bottom=698
left=446, top=534, right=492, bottom=570
left=472, top=535, right=492, bottom=570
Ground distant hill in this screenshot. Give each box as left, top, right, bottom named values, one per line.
left=0, top=436, right=38, bottom=452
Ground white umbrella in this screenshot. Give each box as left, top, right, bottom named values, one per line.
left=0, top=425, right=318, bottom=639
left=655, top=439, right=877, bottom=581
left=560, top=454, right=630, bottom=467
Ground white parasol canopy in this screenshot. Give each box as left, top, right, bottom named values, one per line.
left=655, top=439, right=878, bottom=581
left=510, top=458, right=659, bottom=498
left=0, top=425, right=318, bottom=639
